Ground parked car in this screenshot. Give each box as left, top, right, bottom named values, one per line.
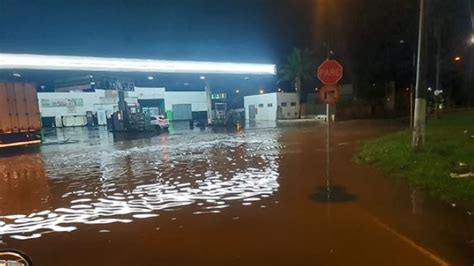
left=150, top=115, right=169, bottom=132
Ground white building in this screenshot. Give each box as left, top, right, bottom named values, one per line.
left=38, top=87, right=209, bottom=127
left=244, top=92, right=299, bottom=121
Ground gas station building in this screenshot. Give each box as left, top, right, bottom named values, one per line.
left=0, top=53, right=277, bottom=127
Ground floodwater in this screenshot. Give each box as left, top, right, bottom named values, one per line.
left=0, top=121, right=472, bottom=265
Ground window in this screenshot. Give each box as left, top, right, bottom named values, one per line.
left=281, top=102, right=287, bottom=107
left=258, top=104, right=264, bottom=108
left=290, top=102, right=297, bottom=106
left=267, top=103, right=273, bottom=107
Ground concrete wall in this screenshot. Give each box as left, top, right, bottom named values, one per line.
left=38, top=88, right=207, bottom=121
left=276, top=93, right=300, bottom=119
left=164, top=91, right=208, bottom=112
left=38, top=90, right=130, bottom=120
left=130, top=87, right=165, bottom=100
left=38, top=91, right=103, bottom=117
left=129, top=87, right=207, bottom=112
left=244, top=93, right=278, bottom=121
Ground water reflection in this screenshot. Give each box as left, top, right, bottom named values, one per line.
left=0, top=129, right=281, bottom=240
left=311, top=186, right=356, bottom=203
left=0, top=154, right=50, bottom=215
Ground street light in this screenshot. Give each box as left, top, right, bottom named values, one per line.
left=259, top=89, right=264, bottom=94
left=147, top=76, right=154, bottom=80
left=470, top=35, right=474, bottom=45
left=235, top=89, right=240, bottom=94
left=454, top=56, right=461, bottom=61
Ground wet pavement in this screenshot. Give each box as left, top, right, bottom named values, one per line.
left=0, top=121, right=473, bottom=265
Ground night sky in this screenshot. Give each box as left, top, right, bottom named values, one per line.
left=0, top=0, right=310, bottom=63
left=1, top=0, right=473, bottom=102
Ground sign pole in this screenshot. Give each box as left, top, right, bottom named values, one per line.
left=317, top=58, right=342, bottom=201
left=326, top=103, right=331, bottom=200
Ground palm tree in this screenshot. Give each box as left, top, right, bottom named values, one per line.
left=279, top=48, right=315, bottom=118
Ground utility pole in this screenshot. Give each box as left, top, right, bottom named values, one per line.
left=469, top=0, right=474, bottom=106
left=410, top=51, right=416, bottom=129
left=413, top=0, right=429, bottom=151
left=410, top=86, right=414, bottom=126
left=435, top=24, right=441, bottom=119
left=435, top=32, right=441, bottom=96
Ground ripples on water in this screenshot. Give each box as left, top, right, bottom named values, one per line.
left=0, top=129, right=282, bottom=240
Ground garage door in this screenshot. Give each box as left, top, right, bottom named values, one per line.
left=172, top=104, right=192, bottom=121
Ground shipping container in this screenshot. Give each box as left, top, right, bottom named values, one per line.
left=0, top=83, right=42, bottom=148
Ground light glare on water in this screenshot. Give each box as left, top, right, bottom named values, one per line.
left=0, top=129, right=281, bottom=240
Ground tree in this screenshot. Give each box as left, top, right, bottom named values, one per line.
left=279, top=48, right=315, bottom=118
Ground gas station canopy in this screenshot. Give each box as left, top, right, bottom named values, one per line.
left=0, top=53, right=276, bottom=75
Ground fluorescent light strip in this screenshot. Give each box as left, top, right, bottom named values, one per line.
left=0, top=53, right=276, bottom=75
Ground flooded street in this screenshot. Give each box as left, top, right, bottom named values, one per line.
left=0, top=122, right=472, bottom=265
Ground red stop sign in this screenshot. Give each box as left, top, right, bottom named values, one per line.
left=317, top=60, right=343, bottom=85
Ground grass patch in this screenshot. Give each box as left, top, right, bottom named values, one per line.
left=358, top=111, right=474, bottom=203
